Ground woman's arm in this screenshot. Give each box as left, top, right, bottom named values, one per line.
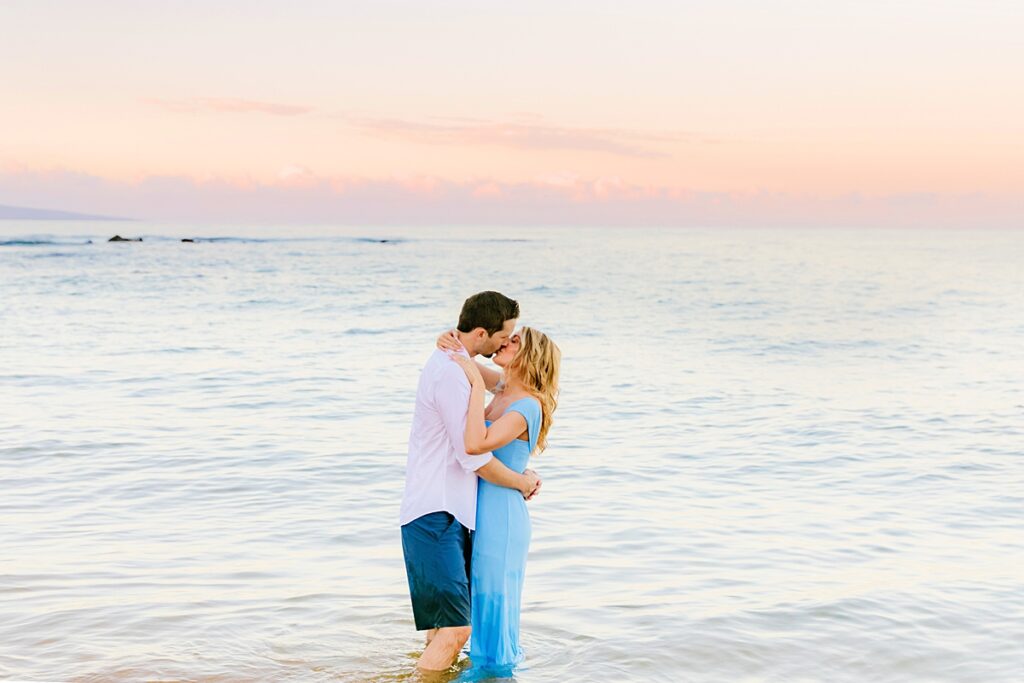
left=474, top=362, right=502, bottom=393
left=450, top=356, right=540, bottom=498
left=452, top=356, right=528, bottom=454
left=437, top=329, right=502, bottom=391
left=465, top=379, right=527, bottom=455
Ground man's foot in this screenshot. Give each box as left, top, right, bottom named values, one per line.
left=417, top=625, right=471, bottom=671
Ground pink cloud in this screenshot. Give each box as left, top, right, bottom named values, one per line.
left=277, top=165, right=315, bottom=184
left=143, top=97, right=313, bottom=116
left=0, top=167, right=1021, bottom=228
left=472, top=182, right=504, bottom=198
left=344, top=115, right=681, bottom=158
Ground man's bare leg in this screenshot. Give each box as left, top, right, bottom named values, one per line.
left=425, top=628, right=438, bottom=647
left=418, top=625, right=470, bottom=672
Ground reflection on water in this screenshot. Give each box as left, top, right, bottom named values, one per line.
left=1, top=225, right=1022, bottom=682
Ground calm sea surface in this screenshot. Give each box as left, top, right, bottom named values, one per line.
left=1, top=224, right=1022, bottom=682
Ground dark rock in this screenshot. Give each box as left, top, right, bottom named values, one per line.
left=108, top=234, right=142, bottom=242
left=181, top=238, right=195, bottom=243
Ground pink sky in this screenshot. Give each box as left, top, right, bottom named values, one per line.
left=1, top=1, right=1021, bottom=226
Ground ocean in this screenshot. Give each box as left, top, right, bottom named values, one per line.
left=2, top=223, right=1022, bottom=682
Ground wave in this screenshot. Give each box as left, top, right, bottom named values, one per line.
left=344, top=327, right=391, bottom=335
left=177, top=236, right=273, bottom=243
left=352, top=237, right=407, bottom=244
left=1, top=239, right=94, bottom=246
left=1, top=234, right=538, bottom=247
left=173, top=236, right=407, bottom=244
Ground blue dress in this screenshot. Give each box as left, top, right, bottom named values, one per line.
left=469, top=396, right=541, bottom=672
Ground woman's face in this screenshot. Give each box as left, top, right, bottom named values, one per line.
left=492, top=332, right=521, bottom=368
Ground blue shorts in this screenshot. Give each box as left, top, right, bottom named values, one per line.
left=401, top=511, right=472, bottom=631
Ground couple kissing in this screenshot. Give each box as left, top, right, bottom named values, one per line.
left=399, top=291, right=561, bottom=674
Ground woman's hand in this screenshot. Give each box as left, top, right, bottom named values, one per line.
left=436, top=329, right=463, bottom=352
left=450, top=354, right=485, bottom=387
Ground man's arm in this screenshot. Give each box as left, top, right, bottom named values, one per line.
left=477, top=459, right=541, bottom=498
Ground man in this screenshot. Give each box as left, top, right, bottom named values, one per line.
left=399, top=291, right=541, bottom=672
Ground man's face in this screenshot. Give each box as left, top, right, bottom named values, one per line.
left=479, top=318, right=517, bottom=358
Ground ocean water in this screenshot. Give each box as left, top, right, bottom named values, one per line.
left=1, top=224, right=1022, bottom=683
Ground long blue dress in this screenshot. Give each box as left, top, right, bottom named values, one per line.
left=469, top=396, right=541, bottom=672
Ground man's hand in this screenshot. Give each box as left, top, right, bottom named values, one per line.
left=436, top=328, right=462, bottom=353
left=521, top=468, right=541, bottom=500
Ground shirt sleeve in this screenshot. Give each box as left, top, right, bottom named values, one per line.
left=435, top=363, right=493, bottom=472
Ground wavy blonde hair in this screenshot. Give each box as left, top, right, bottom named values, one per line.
left=505, top=327, right=561, bottom=453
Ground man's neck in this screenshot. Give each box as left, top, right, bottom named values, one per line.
left=455, top=330, right=477, bottom=357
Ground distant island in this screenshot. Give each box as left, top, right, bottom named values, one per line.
left=0, top=204, right=128, bottom=221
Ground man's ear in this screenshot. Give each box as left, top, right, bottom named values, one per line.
left=462, top=327, right=482, bottom=353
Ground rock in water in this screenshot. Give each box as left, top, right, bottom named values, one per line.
left=108, top=234, right=143, bottom=242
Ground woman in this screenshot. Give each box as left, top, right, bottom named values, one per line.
left=437, top=327, right=560, bottom=672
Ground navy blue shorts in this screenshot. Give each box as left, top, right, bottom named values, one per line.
left=401, top=511, right=472, bottom=631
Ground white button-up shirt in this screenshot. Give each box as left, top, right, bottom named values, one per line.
left=400, top=348, right=493, bottom=530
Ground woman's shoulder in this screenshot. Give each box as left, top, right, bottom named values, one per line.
left=507, top=394, right=541, bottom=415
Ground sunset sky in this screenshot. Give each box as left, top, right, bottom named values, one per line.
left=1, top=0, right=1021, bottom=226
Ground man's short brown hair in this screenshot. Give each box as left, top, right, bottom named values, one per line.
left=457, top=291, right=520, bottom=336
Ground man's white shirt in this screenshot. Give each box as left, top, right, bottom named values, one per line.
left=400, top=348, right=493, bottom=530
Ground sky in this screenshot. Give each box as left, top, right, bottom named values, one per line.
left=1, top=0, right=1022, bottom=226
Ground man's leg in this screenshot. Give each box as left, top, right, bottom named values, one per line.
left=402, top=513, right=474, bottom=671
left=418, top=625, right=471, bottom=671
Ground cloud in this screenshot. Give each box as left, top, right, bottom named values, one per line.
left=138, top=104, right=698, bottom=158
left=0, top=167, right=1020, bottom=228
left=344, top=115, right=680, bottom=158
left=277, top=165, right=315, bottom=183
left=144, top=97, right=313, bottom=116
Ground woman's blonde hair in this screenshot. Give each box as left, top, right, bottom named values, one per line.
left=505, top=327, right=560, bottom=453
